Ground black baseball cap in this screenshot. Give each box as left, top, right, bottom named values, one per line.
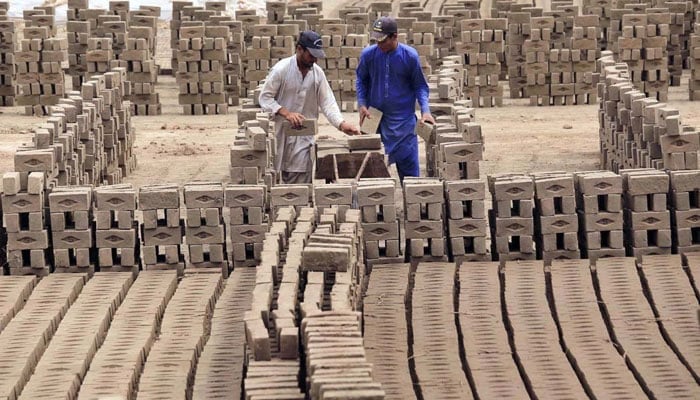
left=371, top=16, right=397, bottom=42
left=298, top=30, right=325, bottom=59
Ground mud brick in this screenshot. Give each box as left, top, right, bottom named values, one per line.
left=629, top=210, right=671, bottom=230
left=621, top=169, right=669, bottom=195
left=143, top=226, right=182, bottom=246
left=314, top=184, right=352, bottom=206
left=491, top=175, right=534, bottom=200
left=184, top=183, right=224, bottom=209
left=445, top=179, right=485, bottom=202
left=404, top=220, right=444, bottom=239
left=94, top=186, right=136, bottom=211
left=404, top=179, right=444, bottom=204
left=440, top=142, right=483, bottom=163
left=415, top=120, right=435, bottom=144
left=230, top=224, right=267, bottom=243
left=583, top=212, right=624, bottom=231
left=139, top=184, right=180, bottom=210
left=302, top=245, right=351, bottom=272
left=186, top=225, right=225, bottom=244
left=230, top=145, right=267, bottom=168
left=539, top=214, right=578, bottom=234
left=8, top=230, right=49, bottom=249
left=14, top=150, right=54, bottom=174
left=357, top=182, right=395, bottom=207
left=95, top=229, right=136, bottom=249
left=448, top=218, right=488, bottom=238
left=496, top=217, right=534, bottom=236
left=281, top=118, right=317, bottom=136
left=2, top=193, right=43, bottom=213
left=271, top=185, right=310, bottom=208
left=224, top=184, right=265, bottom=208
left=27, top=172, right=45, bottom=195
left=2, top=172, right=21, bottom=196
left=584, top=230, right=624, bottom=250
left=359, top=107, right=382, bottom=135
left=166, top=208, right=181, bottom=227
left=48, top=189, right=91, bottom=212
left=495, top=199, right=534, bottom=218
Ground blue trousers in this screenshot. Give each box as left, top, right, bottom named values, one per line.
left=389, top=135, right=419, bottom=181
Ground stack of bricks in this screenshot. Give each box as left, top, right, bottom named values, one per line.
left=488, top=173, right=536, bottom=262
left=618, top=13, right=670, bottom=101
left=533, top=172, right=580, bottom=264
left=575, top=171, right=626, bottom=263
left=690, top=12, right=699, bottom=100
left=94, top=184, right=139, bottom=273
left=665, top=2, right=687, bottom=86
left=234, top=111, right=275, bottom=185
left=96, top=19, right=127, bottom=63
left=2, top=171, right=50, bottom=276
left=24, top=6, right=56, bottom=37
left=457, top=18, right=505, bottom=107
left=176, top=25, right=229, bottom=115
left=321, top=24, right=367, bottom=112
left=49, top=186, right=94, bottom=274
left=170, top=0, right=192, bottom=75
left=432, top=15, right=456, bottom=59
left=15, top=25, right=67, bottom=115
left=670, top=170, right=700, bottom=254
left=129, top=6, right=161, bottom=63
left=403, top=177, right=447, bottom=261
left=566, top=15, right=600, bottom=105
left=118, top=15, right=162, bottom=115
left=266, top=1, right=287, bottom=24
left=506, top=12, right=531, bottom=98
left=0, top=15, right=15, bottom=106
left=410, top=20, right=436, bottom=75
left=241, top=23, right=276, bottom=99
left=342, top=8, right=369, bottom=36
left=302, top=311, right=385, bottom=399
left=445, top=179, right=489, bottom=262
left=435, top=108, right=483, bottom=180
left=139, top=184, right=185, bottom=274
left=314, top=183, right=353, bottom=223
left=183, top=182, right=227, bottom=275
left=220, top=19, right=243, bottom=106
left=546, top=5, right=577, bottom=50
left=583, top=0, right=611, bottom=49
left=225, top=184, right=267, bottom=268
left=524, top=16, right=554, bottom=105
left=357, top=179, right=402, bottom=265
left=66, top=0, right=90, bottom=90
left=622, top=169, right=672, bottom=259
left=86, top=37, right=114, bottom=74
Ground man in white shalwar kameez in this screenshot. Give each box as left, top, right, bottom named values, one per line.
left=259, top=30, right=360, bottom=184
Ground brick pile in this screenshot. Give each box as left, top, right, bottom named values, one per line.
left=225, top=184, right=268, bottom=268
left=19, top=273, right=132, bottom=399
left=340, top=6, right=369, bottom=36
left=118, top=14, right=162, bottom=115
left=86, top=37, right=114, bottom=74
left=357, top=178, right=402, bottom=264
left=183, top=182, right=227, bottom=274
left=445, top=179, right=489, bottom=262
left=583, top=0, right=611, bottom=49
left=524, top=16, right=553, bottom=106
left=488, top=173, right=536, bottom=262
left=302, top=311, right=385, bottom=399
left=215, top=18, right=243, bottom=106
left=622, top=169, right=672, bottom=260
left=176, top=25, right=229, bottom=115
left=566, top=15, right=600, bottom=104
left=0, top=275, right=36, bottom=330
left=244, top=360, right=304, bottom=399
left=94, top=184, right=139, bottom=273
left=403, top=177, right=446, bottom=260
left=49, top=186, right=94, bottom=274
left=431, top=14, right=456, bottom=59
left=66, top=0, right=91, bottom=90
left=241, top=23, right=280, bottom=99
left=0, top=16, right=16, bottom=106
left=575, top=171, right=626, bottom=263
left=314, top=183, right=353, bottom=222
left=321, top=24, right=367, bottom=112
left=15, top=25, right=67, bottom=115
left=266, top=1, right=287, bottom=24
left=24, top=6, right=56, bottom=37
left=457, top=18, right=506, bottom=107
left=690, top=12, right=699, bottom=100
left=78, top=270, right=178, bottom=399
left=433, top=105, right=483, bottom=180
left=546, top=5, right=577, bottom=50
left=231, top=112, right=274, bottom=185
left=533, top=171, right=580, bottom=264
left=506, top=12, right=531, bottom=98
left=669, top=170, right=700, bottom=254
left=139, top=184, right=185, bottom=274
left=271, top=184, right=311, bottom=216
left=2, top=172, right=50, bottom=276
left=410, top=20, right=437, bottom=75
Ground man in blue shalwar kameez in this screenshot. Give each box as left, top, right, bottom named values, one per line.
left=356, top=16, right=435, bottom=181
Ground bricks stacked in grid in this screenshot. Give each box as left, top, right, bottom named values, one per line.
left=322, top=24, right=367, bottom=113
left=618, top=13, right=671, bottom=101
left=231, top=114, right=274, bottom=185
left=0, top=17, right=16, bottom=106
left=357, top=179, right=401, bottom=261
left=340, top=7, right=370, bottom=36
left=129, top=6, right=161, bottom=63
left=669, top=170, right=700, bottom=254
left=176, top=24, right=229, bottom=115
left=410, top=20, right=436, bottom=74
left=117, top=15, right=162, bottom=115
left=458, top=19, right=506, bottom=107
left=574, top=171, right=626, bottom=263
left=291, top=3, right=323, bottom=32
left=314, top=183, right=352, bottom=223
left=434, top=112, right=483, bottom=180
left=546, top=4, right=576, bottom=50
left=622, top=169, right=672, bottom=259
left=242, top=23, right=277, bottom=98
left=505, top=12, right=531, bottom=98
left=170, top=1, right=191, bottom=75
left=432, top=14, right=457, bottom=60
left=23, top=6, right=56, bottom=36
left=533, top=172, right=580, bottom=264
left=219, top=19, right=243, bottom=106
left=488, top=173, right=536, bottom=262
left=66, top=0, right=90, bottom=91
left=523, top=16, right=553, bottom=106
left=403, top=178, right=446, bottom=259
left=567, top=15, right=600, bottom=105
left=20, top=272, right=133, bottom=399
left=234, top=10, right=265, bottom=98
left=183, top=182, right=228, bottom=274
left=691, top=14, right=700, bottom=100
left=2, top=172, right=50, bottom=276
left=93, top=184, right=139, bottom=272
left=225, top=184, right=267, bottom=268
left=302, top=311, right=385, bottom=400
left=139, top=184, right=185, bottom=274
left=86, top=37, right=114, bottom=74
left=15, top=25, right=67, bottom=116
left=271, top=184, right=311, bottom=217
left=583, top=0, right=611, bottom=49
left=446, top=179, right=489, bottom=262
left=49, top=186, right=94, bottom=274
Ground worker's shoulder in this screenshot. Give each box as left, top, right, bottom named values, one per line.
left=397, top=43, right=419, bottom=58
left=360, top=44, right=379, bottom=58
left=270, top=55, right=294, bottom=73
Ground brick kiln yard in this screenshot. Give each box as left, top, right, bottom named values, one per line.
left=1, top=0, right=700, bottom=399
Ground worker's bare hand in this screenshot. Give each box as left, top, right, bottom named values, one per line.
left=421, top=112, right=435, bottom=125
left=286, top=112, right=305, bottom=128
left=340, top=121, right=361, bottom=136
left=359, top=106, right=371, bottom=126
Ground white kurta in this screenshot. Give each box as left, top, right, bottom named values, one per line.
left=258, top=55, right=344, bottom=173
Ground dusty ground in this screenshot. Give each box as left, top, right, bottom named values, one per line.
left=0, top=70, right=698, bottom=185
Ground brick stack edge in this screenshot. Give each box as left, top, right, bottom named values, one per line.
left=139, top=184, right=185, bottom=274
left=0, top=4, right=16, bottom=107
left=533, top=172, right=580, bottom=264
left=403, top=177, right=447, bottom=259
left=183, top=182, right=228, bottom=275
left=225, top=184, right=268, bottom=268
left=691, top=12, right=700, bottom=100
left=489, top=173, right=536, bottom=261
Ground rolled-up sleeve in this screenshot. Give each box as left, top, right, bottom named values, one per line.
left=258, top=66, right=283, bottom=115
left=317, top=70, right=343, bottom=129
left=411, top=55, right=430, bottom=114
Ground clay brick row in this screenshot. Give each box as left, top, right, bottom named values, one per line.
left=0, top=15, right=16, bottom=106
left=193, top=267, right=256, bottom=400
left=244, top=360, right=304, bottom=400
left=669, top=170, right=700, bottom=254
left=78, top=270, right=178, bottom=399
left=139, top=184, right=185, bottom=274
left=137, top=273, right=223, bottom=400
left=427, top=100, right=483, bottom=180
left=691, top=15, right=700, bottom=100
left=19, top=272, right=133, bottom=399
left=0, top=276, right=36, bottom=333
left=230, top=112, right=274, bottom=185
left=488, top=173, right=536, bottom=261
left=0, top=273, right=86, bottom=399
left=533, top=171, right=580, bottom=264
left=457, top=261, right=529, bottom=399
left=118, top=16, right=162, bottom=115
left=504, top=260, right=589, bottom=399
left=94, top=184, right=139, bottom=272
left=549, top=259, right=647, bottom=398
left=225, top=184, right=267, bottom=267
left=357, top=178, right=402, bottom=262
left=457, top=19, right=506, bottom=107
left=49, top=186, right=94, bottom=273
left=412, top=262, right=472, bottom=399
left=446, top=180, right=489, bottom=261
left=183, top=182, right=227, bottom=274
left=302, top=310, right=385, bottom=400
left=404, top=178, right=447, bottom=259
left=595, top=257, right=700, bottom=398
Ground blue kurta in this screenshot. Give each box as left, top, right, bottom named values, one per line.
left=356, top=43, right=430, bottom=176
